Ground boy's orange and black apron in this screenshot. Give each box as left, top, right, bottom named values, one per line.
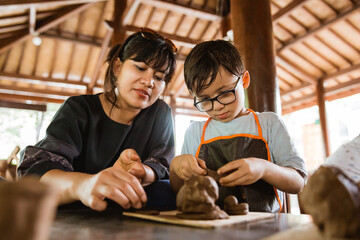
left=195, top=109, right=282, bottom=212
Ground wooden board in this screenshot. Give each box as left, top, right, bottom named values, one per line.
left=123, top=210, right=275, bottom=229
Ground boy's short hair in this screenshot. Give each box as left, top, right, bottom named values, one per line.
left=184, top=40, right=245, bottom=95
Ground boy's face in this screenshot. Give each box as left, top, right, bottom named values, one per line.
left=194, top=67, right=249, bottom=123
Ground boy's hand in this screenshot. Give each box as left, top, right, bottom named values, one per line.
left=217, top=158, right=267, bottom=186
left=114, top=149, right=146, bottom=181
left=170, top=154, right=207, bottom=180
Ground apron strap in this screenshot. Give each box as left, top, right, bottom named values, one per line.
left=247, top=109, right=263, bottom=138
left=200, top=117, right=212, bottom=143
left=200, top=109, right=263, bottom=142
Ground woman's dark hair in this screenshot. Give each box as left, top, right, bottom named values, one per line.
left=104, top=30, right=176, bottom=109
left=184, top=40, right=244, bottom=95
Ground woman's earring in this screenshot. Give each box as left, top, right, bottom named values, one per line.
left=115, top=87, right=119, bottom=96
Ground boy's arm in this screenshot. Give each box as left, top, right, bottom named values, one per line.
left=261, top=161, right=305, bottom=193
left=218, top=157, right=305, bottom=193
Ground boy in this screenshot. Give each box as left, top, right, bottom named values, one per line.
left=170, top=40, right=307, bottom=212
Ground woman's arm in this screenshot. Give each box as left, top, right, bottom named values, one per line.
left=142, top=101, right=175, bottom=180
left=41, top=167, right=147, bottom=211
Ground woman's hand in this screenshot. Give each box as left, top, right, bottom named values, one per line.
left=114, top=149, right=156, bottom=186
left=74, top=167, right=147, bottom=211
left=217, top=158, right=267, bottom=186
left=170, top=154, right=207, bottom=181
left=114, top=149, right=146, bottom=180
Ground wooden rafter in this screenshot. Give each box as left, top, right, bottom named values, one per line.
left=80, top=1, right=107, bottom=83
left=125, top=25, right=201, bottom=48
left=123, top=0, right=141, bottom=25
left=0, top=100, right=46, bottom=111
left=277, top=2, right=360, bottom=53
left=0, top=72, right=87, bottom=88
left=272, top=0, right=306, bottom=24
left=0, top=92, right=65, bottom=104
left=88, top=21, right=113, bottom=92
left=0, top=0, right=104, bottom=8
left=41, top=31, right=101, bottom=47
left=276, top=55, right=317, bottom=83
left=139, top=0, right=222, bottom=22
left=322, top=63, right=360, bottom=81
left=0, top=84, right=84, bottom=97
left=0, top=3, right=95, bottom=54
left=280, top=62, right=360, bottom=97
left=282, top=77, right=360, bottom=110
left=324, top=78, right=360, bottom=96
left=111, top=0, right=127, bottom=46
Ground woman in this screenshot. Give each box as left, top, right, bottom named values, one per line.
left=18, top=28, right=177, bottom=211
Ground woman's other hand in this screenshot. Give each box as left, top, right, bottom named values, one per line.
left=74, top=167, right=147, bottom=211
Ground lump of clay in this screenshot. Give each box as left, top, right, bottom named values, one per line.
left=300, top=166, right=360, bottom=238
left=176, top=175, right=228, bottom=220
left=224, top=195, right=249, bottom=215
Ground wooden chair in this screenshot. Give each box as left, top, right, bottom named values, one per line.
left=0, top=146, right=20, bottom=181
left=280, top=192, right=291, bottom=213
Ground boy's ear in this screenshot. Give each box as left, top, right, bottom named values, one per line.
left=242, top=70, right=250, bottom=89
left=113, top=57, right=122, bottom=77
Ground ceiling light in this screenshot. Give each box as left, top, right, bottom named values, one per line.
left=32, top=33, right=42, bottom=46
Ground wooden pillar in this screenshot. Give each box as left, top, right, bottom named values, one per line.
left=111, top=0, right=127, bottom=46
left=316, top=79, right=331, bottom=157
left=230, top=0, right=279, bottom=113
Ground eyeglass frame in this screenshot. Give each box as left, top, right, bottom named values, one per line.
left=193, top=75, right=243, bottom=112
left=140, top=27, right=177, bottom=54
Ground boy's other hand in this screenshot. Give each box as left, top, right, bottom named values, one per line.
left=170, top=154, right=207, bottom=180
left=217, top=158, right=266, bottom=186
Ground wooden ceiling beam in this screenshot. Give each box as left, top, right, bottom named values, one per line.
left=0, top=10, right=54, bottom=23
left=0, top=100, right=47, bottom=111
left=322, top=63, right=360, bottom=81
left=0, top=3, right=94, bottom=54
left=281, top=78, right=360, bottom=110
left=280, top=82, right=313, bottom=98
left=282, top=92, right=316, bottom=109
left=324, top=78, right=360, bottom=96
left=0, top=84, right=83, bottom=97
left=0, top=92, right=65, bottom=104
left=88, top=21, right=113, bottom=92
left=273, top=0, right=306, bottom=24
left=41, top=31, right=101, bottom=47
left=139, top=0, right=221, bottom=22
left=0, top=72, right=87, bottom=88
left=0, top=0, right=104, bottom=8
left=276, top=55, right=317, bottom=83
left=0, top=24, right=27, bottom=34
left=123, top=0, right=141, bottom=25
left=280, top=63, right=360, bottom=97
left=125, top=25, right=201, bottom=48
left=277, top=2, right=360, bottom=53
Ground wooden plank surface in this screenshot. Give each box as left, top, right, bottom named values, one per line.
left=123, top=210, right=275, bottom=229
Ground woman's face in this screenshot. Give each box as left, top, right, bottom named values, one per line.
left=114, top=58, right=166, bottom=110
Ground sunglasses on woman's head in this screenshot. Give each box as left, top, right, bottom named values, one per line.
left=140, top=27, right=177, bottom=54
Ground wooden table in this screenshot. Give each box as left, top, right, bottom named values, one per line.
left=50, top=207, right=313, bottom=240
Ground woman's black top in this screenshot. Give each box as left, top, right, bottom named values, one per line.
left=18, top=94, right=175, bottom=180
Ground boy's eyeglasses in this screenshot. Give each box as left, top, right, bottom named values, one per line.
left=194, top=76, right=242, bottom=112
left=140, top=27, right=177, bottom=54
